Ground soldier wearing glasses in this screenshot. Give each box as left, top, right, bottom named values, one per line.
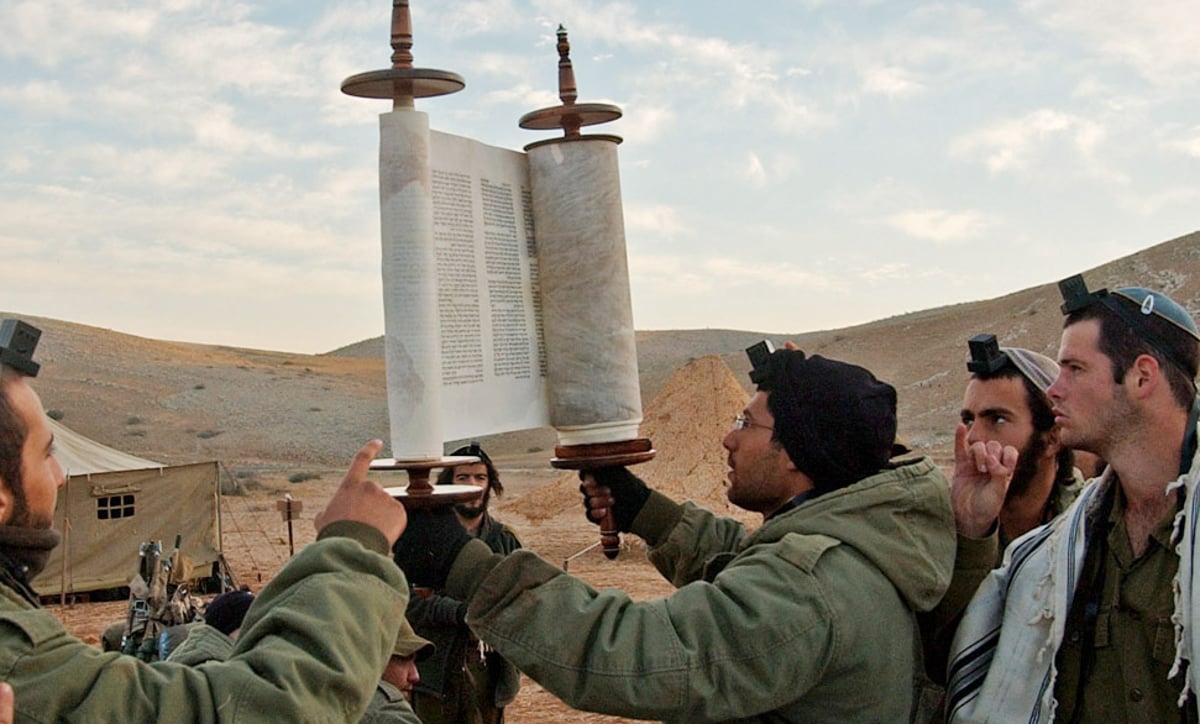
left=394, top=349, right=955, bottom=722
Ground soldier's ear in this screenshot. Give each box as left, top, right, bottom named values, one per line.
left=0, top=481, right=12, bottom=525
left=1126, top=354, right=1161, bottom=398
left=1042, top=428, right=1062, bottom=459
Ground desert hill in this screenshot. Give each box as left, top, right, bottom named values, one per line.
left=5, top=228, right=1198, bottom=471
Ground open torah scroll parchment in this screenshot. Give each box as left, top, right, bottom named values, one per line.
left=379, top=110, right=642, bottom=459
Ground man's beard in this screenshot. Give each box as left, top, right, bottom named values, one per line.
left=3, top=471, right=52, bottom=529
left=1007, top=430, right=1049, bottom=501
left=7, top=501, right=52, bottom=530
left=454, top=488, right=491, bottom=520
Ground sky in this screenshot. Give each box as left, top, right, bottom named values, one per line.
left=2, top=0, right=1198, bottom=354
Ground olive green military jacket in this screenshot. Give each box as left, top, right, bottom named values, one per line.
left=0, top=522, right=407, bottom=722
left=447, top=457, right=956, bottom=723
left=407, top=512, right=522, bottom=706
left=361, top=681, right=422, bottom=724
left=164, top=622, right=234, bottom=666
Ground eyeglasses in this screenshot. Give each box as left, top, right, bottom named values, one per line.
left=732, top=414, right=773, bottom=432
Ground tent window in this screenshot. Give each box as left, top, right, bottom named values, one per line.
left=97, top=494, right=136, bottom=520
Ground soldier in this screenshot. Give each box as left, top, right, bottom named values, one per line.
left=396, top=349, right=955, bottom=722
left=922, top=337, right=1088, bottom=690
left=403, top=443, right=521, bottom=724
left=0, top=318, right=410, bottom=720
left=947, top=276, right=1200, bottom=721
left=362, top=618, right=435, bottom=724
left=957, top=336, right=1083, bottom=548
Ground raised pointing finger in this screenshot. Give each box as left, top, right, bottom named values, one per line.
left=344, top=439, right=384, bottom=484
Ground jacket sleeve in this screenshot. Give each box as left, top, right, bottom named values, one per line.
left=918, top=532, right=998, bottom=683
left=360, top=683, right=423, bottom=724
left=0, top=522, right=407, bottom=723
left=632, top=493, right=749, bottom=587
left=406, top=589, right=466, bottom=627
left=454, top=541, right=838, bottom=722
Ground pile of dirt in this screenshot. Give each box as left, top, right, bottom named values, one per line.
left=501, top=355, right=757, bottom=530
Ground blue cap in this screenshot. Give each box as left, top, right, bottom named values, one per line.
left=1111, top=287, right=1200, bottom=341
left=1058, top=274, right=1199, bottom=377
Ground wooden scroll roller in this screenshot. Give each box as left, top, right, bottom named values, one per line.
left=370, top=455, right=483, bottom=510
left=340, top=0, right=464, bottom=109
left=519, top=27, right=653, bottom=560
left=550, top=439, right=655, bottom=559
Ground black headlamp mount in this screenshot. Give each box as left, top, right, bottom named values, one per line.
left=1058, top=274, right=1109, bottom=315
left=966, top=333, right=1007, bottom=374
left=746, top=339, right=777, bottom=385
left=0, top=319, right=41, bottom=378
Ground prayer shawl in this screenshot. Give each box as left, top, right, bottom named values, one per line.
left=946, top=446, right=1200, bottom=723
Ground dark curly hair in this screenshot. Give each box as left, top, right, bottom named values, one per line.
left=0, top=368, right=31, bottom=516
left=436, top=442, right=503, bottom=495
left=1066, top=299, right=1199, bottom=410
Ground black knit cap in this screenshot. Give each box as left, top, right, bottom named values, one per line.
left=750, top=349, right=898, bottom=494
left=205, top=589, right=255, bottom=637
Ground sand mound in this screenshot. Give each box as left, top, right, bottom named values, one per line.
left=503, top=355, right=756, bottom=529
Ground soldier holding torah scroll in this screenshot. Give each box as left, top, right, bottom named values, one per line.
left=395, top=345, right=955, bottom=722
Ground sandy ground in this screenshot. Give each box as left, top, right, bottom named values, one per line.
left=52, top=465, right=677, bottom=724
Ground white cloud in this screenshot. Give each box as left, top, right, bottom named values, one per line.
left=624, top=203, right=692, bottom=240
left=426, top=0, right=522, bottom=37
left=1165, top=126, right=1200, bottom=159
left=0, top=1, right=157, bottom=66
left=481, top=83, right=559, bottom=109
left=735, top=151, right=802, bottom=190
left=629, top=251, right=840, bottom=296
left=702, top=257, right=839, bottom=290
left=858, top=263, right=912, bottom=281
left=163, top=20, right=315, bottom=99
left=189, top=105, right=339, bottom=159
left=628, top=253, right=717, bottom=294
left=861, top=65, right=926, bottom=97
left=468, top=52, right=541, bottom=81
left=1117, top=186, right=1200, bottom=216
left=0, top=80, right=71, bottom=114
left=1021, top=0, right=1200, bottom=85
left=742, top=153, right=767, bottom=189
left=949, top=109, right=1108, bottom=174
left=4, top=155, right=32, bottom=174
left=614, top=101, right=675, bottom=143
left=886, top=209, right=989, bottom=243
left=765, top=90, right=836, bottom=134
left=311, top=2, right=381, bottom=37
left=525, top=0, right=823, bottom=134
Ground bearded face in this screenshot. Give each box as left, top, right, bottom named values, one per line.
left=0, top=376, right=63, bottom=529
left=449, top=462, right=492, bottom=519
left=1007, top=427, right=1049, bottom=500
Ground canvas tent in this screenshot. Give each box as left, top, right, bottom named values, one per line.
left=33, top=419, right=223, bottom=597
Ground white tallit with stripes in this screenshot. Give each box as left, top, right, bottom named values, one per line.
left=946, top=446, right=1200, bottom=723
